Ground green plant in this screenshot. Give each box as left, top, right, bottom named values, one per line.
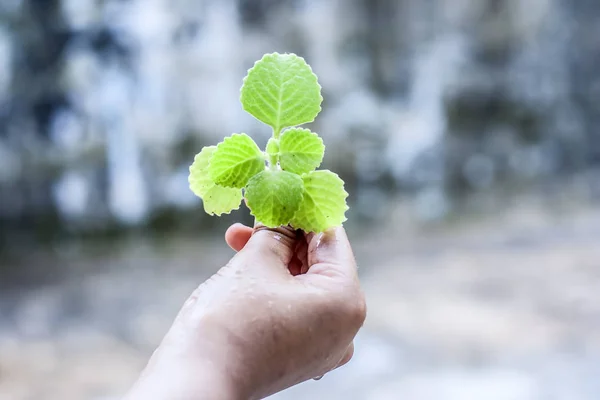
left=188, top=53, right=348, bottom=233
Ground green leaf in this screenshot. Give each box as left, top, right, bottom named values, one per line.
left=240, top=53, right=323, bottom=134
left=245, top=170, right=304, bottom=228
left=291, top=170, right=348, bottom=233
left=279, top=128, right=325, bottom=174
left=189, top=146, right=243, bottom=216
left=208, top=133, right=265, bottom=188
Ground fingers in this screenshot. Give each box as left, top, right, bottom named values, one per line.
left=224, top=223, right=253, bottom=252
left=238, top=224, right=298, bottom=269
left=306, top=226, right=358, bottom=279
left=226, top=224, right=357, bottom=279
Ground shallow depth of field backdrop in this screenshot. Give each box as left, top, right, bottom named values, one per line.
left=1, top=1, right=600, bottom=399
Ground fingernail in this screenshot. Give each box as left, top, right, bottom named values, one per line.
left=315, top=228, right=337, bottom=249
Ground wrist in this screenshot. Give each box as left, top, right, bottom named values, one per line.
left=125, top=345, right=244, bottom=400
left=184, top=361, right=242, bottom=400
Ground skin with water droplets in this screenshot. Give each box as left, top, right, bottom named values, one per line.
left=125, top=225, right=365, bottom=400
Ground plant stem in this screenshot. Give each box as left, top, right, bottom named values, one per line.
left=267, top=131, right=280, bottom=170
left=269, top=157, right=278, bottom=170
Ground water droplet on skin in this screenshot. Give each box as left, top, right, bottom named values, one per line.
left=273, top=234, right=282, bottom=242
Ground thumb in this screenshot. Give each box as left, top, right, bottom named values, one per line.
left=306, top=226, right=358, bottom=279
left=237, top=223, right=298, bottom=269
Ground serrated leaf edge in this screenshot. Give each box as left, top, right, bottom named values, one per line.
left=188, top=146, right=243, bottom=216
left=279, top=128, right=326, bottom=173
left=202, top=186, right=243, bottom=217
left=290, top=169, right=349, bottom=233
left=208, top=133, right=266, bottom=188
left=240, top=52, right=324, bottom=131
left=244, top=170, right=305, bottom=228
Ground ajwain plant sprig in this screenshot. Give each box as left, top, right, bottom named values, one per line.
left=188, top=53, right=348, bottom=233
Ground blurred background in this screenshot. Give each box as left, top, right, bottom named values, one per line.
left=1, top=0, right=599, bottom=399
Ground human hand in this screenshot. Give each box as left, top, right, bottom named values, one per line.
left=125, top=223, right=366, bottom=400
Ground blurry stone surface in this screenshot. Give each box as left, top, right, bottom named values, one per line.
left=0, top=0, right=598, bottom=236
